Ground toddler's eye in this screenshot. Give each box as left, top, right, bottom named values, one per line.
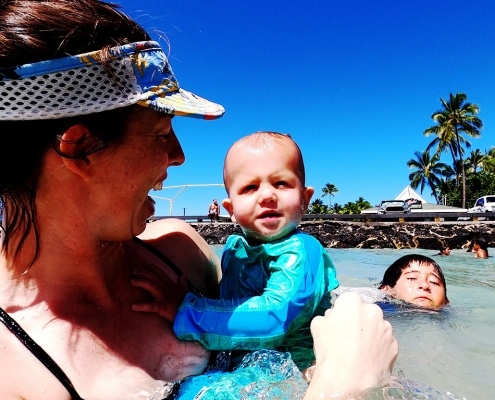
left=241, top=185, right=257, bottom=193
left=275, top=181, right=289, bottom=188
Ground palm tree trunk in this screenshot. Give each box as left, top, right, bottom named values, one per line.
left=453, top=126, right=466, bottom=208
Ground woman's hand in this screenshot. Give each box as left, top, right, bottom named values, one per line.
left=305, top=292, right=398, bottom=399
left=131, top=265, right=189, bottom=323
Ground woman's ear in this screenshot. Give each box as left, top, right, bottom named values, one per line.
left=221, top=198, right=237, bottom=223
left=58, top=125, right=93, bottom=180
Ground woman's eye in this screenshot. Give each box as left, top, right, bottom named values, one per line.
left=407, top=277, right=417, bottom=281
left=430, top=281, right=441, bottom=286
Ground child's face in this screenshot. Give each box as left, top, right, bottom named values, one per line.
left=222, top=140, right=313, bottom=242
left=383, top=261, right=447, bottom=309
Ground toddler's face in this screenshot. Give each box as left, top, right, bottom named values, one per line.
left=222, top=141, right=312, bottom=242
left=384, top=262, right=447, bottom=309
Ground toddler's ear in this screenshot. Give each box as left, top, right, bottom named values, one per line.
left=302, top=186, right=315, bottom=209
left=221, top=198, right=237, bottom=223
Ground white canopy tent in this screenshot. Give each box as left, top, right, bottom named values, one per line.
left=395, top=185, right=427, bottom=203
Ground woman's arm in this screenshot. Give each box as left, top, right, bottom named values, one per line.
left=305, top=292, right=398, bottom=399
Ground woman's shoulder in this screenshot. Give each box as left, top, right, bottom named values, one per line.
left=137, top=219, right=221, bottom=297
left=139, top=218, right=196, bottom=239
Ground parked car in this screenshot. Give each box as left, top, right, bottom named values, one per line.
left=404, top=198, right=422, bottom=209
left=377, top=199, right=412, bottom=214
left=467, top=195, right=495, bottom=213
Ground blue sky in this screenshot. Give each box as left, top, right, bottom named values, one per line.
left=116, top=0, right=495, bottom=216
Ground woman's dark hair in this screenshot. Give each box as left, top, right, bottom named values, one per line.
left=378, top=254, right=448, bottom=300
left=0, top=0, right=151, bottom=259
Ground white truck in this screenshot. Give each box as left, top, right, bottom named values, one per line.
left=467, top=195, right=495, bottom=213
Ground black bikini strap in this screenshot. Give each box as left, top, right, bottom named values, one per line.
left=0, top=307, right=84, bottom=400
left=132, top=237, right=203, bottom=297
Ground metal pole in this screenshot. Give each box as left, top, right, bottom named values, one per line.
left=150, top=184, right=225, bottom=216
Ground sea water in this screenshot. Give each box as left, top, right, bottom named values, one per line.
left=210, top=246, right=495, bottom=399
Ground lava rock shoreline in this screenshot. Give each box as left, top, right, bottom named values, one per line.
left=189, top=221, right=495, bottom=250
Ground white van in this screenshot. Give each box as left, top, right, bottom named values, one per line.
left=467, top=195, right=495, bottom=213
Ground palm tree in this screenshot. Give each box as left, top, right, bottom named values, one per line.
left=482, top=147, right=495, bottom=174
left=307, top=199, right=328, bottom=214
left=354, top=197, right=372, bottom=213
left=332, top=203, right=343, bottom=214
left=435, top=178, right=453, bottom=205
left=407, top=150, right=448, bottom=204
left=466, top=149, right=485, bottom=173
left=423, top=93, right=483, bottom=208
left=321, top=183, right=338, bottom=207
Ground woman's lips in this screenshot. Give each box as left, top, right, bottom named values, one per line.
left=147, top=196, right=156, bottom=216
left=152, top=181, right=163, bottom=191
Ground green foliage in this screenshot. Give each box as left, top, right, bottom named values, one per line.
left=440, top=171, right=495, bottom=208
left=307, top=198, right=328, bottom=214
left=321, top=183, right=338, bottom=207
left=307, top=197, right=371, bottom=215
left=422, top=92, right=483, bottom=208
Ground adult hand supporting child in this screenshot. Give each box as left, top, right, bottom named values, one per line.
left=306, top=292, right=398, bottom=399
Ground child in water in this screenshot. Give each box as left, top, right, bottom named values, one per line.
left=333, top=254, right=449, bottom=310
left=134, top=131, right=339, bottom=379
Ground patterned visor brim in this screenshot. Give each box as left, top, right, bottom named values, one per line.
left=0, top=41, right=225, bottom=120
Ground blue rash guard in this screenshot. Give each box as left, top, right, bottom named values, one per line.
left=173, top=230, right=339, bottom=370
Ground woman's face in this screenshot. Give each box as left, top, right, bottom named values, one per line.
left=92, top=109, right=184, bottom=239
left=384, top=261, right=447, bottom=309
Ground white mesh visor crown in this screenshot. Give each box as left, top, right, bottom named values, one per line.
left=0, top=41, right=225, bottom=120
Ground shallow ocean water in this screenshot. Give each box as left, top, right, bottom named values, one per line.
left=212, top=246, right=495, bottom=399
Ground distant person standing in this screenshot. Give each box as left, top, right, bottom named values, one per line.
left=208, top=199, right=220, bottom=223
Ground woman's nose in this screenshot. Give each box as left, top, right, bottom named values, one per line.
left=167, top=128, right=185, bottom=166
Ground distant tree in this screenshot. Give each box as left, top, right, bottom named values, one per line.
left=441, top=171, right=495, bottom=208
left=466, top=149, right=485, bottom=173
left=434, top=178, right=453, bottom=205
left=482, top=147, right=495, bottom=174
left=423, top=93, right=483, bottom=208
left=332, top=203, right=343, bottom=214
left=407, top=150, right=448, bottom=204
left=354, top=197, right=372, bottom=213
left=307, top=198, right=328, bottom=214
left=341, top=201, right=363, bottom=214
left=321, top=183, right=338, bottom=207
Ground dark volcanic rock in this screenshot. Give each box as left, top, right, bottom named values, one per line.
left=190, top=221, right=495, bottom=250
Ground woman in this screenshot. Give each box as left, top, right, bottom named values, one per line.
left=0, top=1, right=397, bottom=399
